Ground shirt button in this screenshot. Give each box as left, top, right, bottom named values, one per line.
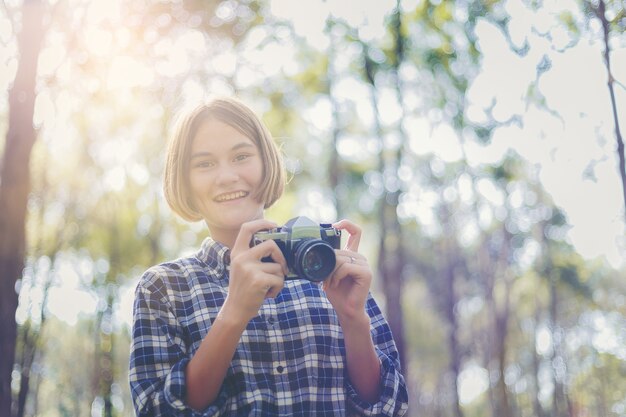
left=267, top=317, right=275, bottom=325
left=276, top=366, right=284, bottom=373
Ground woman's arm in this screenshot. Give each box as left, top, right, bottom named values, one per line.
left=338, top=312, right=382, bottom=403
left=324, top=220, right=408, bottom=415
left=323, top=219, right=382, bottom=402
left=184, top=306, right=247, bottom=410
left=186, top=220, right=288, bottom=410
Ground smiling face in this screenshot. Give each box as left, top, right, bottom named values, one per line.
left=188, top=117, right=265, bottom=246
left=163, top=98, right=286, bottom=238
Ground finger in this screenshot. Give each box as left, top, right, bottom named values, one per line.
left=325, top=252, right=365, bottom=286
left=232, top=219, right=278, bottom=255
left=325, top=260, right=350, bottom=289
left=336, top=251, right=365, bottom=265
left=341, top=264, right=370, bottom=288
left=258, top=261, right=286, bottom=277
left=327, top=263, right=354, bottom=289
left=332, top=219, right=362, bottom=252
left=265, top=284, right=284, bottom=299
left=253, top=271, right=284, bottom=290
left=327, top=257, right=370, bottom=289
left=249, top=240, right=288, bottom=275
left=262, top=275, right=285, bottom=298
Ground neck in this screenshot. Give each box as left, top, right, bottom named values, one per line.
left=208, top=228, right=239, bottom=249
left=203, top=209, right=266, bottom=249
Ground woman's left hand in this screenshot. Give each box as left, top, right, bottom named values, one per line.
left=323, top=219, right=372, bottom=322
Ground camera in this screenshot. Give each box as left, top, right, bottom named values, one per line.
left=251, top=216, right=341, bottom=282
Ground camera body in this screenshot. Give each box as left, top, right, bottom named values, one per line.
left=251, top=216, right=341, bottom=282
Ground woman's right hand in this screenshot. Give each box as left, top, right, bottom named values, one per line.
left=220, top=219, right=288, bottom=325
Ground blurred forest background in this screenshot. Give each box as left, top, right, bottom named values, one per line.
left=1, top=0, right=625, bottom=416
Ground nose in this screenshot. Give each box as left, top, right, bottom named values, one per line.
left=214, top=165, right=239, bottom=186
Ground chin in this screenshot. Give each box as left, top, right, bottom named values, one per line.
left=215, top=211, right=263, bottom=228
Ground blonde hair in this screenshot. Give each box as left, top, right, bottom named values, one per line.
left=164, top=97, right=285, bottom=222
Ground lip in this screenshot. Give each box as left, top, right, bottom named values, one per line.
left=213, top=190, right=250, bottom=203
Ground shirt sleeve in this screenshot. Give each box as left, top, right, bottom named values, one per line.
left=346, top=294, right=410, bottom=417
left=128, top=270, right=228, bottom=417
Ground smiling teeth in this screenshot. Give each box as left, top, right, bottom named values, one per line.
left=215, top=191, right=248, bottom=202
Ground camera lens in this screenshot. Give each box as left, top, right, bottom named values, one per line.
left=294, top=239, right=336, bottom=282
left=303, top=251, right=323, bottom=273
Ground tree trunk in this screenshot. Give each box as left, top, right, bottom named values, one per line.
left=14, top=148, right=62, bottom=417
left=101, top=303, right=114, bottom=417
left=442, top=241, right=464, bottom=417
left=325, top=19, right=344, bottom=219
left=549, top=279, right=569, bottom=417
left=595, top=0, right=626, bottom=222
left=0, top=1, right=45, bottom=415
left=15, top=322, right=33, bottom=417
left=15, top=268, right=54, bottom=417
left=492, top=229, right=513, bottom=417
left=361, top=45, right=408, bottom=370
left=378, top=202, right=407, bottom=368
left=386, top=0, right=410, bottom=372
left=531, top=309, right=545, bottom=417
left=493, top=297, right=512, bottom=417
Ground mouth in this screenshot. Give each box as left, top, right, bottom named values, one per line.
left=214, top=191, right=249, bottom=203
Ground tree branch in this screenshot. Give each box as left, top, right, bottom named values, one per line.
left=596, top=0, right=626, bottom=222
left=613, top=76, right=626, bottom=92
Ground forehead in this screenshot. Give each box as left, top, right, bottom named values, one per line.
left=190, top=118, right=257, bottom=153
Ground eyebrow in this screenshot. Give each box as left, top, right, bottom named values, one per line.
left=189, top=142, right=256, bottom=161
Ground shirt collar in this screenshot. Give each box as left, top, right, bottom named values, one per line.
left=195, top=237, right=231, bottom=279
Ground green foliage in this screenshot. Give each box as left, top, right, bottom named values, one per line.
left=3, top=0, right=625, bottom=416
left=490, top=153, right=526, bottom=183
left=550, top=250, right=593, bottom=298
left=290, top=53, right=330, bottom=96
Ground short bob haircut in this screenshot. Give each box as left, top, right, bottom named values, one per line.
left=164, top=97, right=285, bottom=222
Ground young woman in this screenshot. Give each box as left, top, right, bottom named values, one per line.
left=129, top=97, right=408, bottom=416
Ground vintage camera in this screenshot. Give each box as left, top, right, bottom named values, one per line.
left=251, top=216, right=341, bottom=282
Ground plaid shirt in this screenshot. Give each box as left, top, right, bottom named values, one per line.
left=129, top=237, right=409, bottom=416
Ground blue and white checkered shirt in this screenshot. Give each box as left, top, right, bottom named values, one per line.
left=129, top=237, right=409, bottom=416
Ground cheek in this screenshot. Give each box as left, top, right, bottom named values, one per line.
left=188, top=171, right=210, bottom=196
left=187, top=172, right=199, bottom=193
left=249, top=161, right=265, bottom=184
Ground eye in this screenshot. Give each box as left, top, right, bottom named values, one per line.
left=194, top=160, right=215, bottom=169
left=234, top=153, right=252, bottom=162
